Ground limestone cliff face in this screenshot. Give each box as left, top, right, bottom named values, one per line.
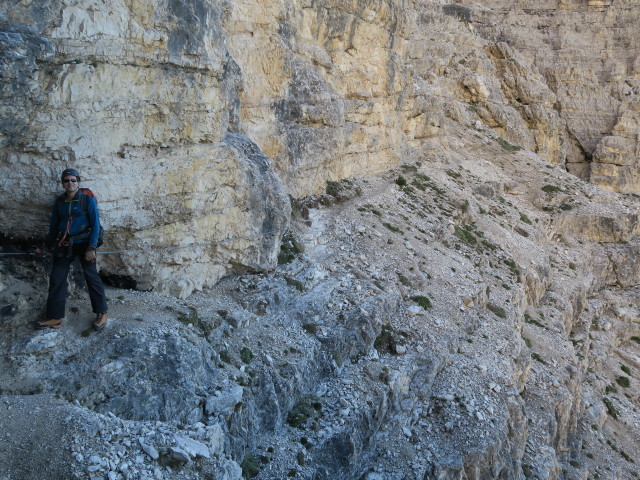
left=456, top=0, right=640, bottom=190
left=0, top=0, right=291, bottom=296
left=1, top=0, right=639, bottom=295
left=1, top=2, right=640, bottom=479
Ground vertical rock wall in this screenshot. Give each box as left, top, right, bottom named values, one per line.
left=456, top=0, right=640, bottom=190
left=1, top=0, right=639, bottom=295
left=0, top=0, right=291, bottom=297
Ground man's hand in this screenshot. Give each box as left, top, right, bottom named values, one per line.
left=84, top=246, right=97, bottom=262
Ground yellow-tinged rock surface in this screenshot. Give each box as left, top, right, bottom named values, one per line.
left=1, top=0, right=639, bottom=294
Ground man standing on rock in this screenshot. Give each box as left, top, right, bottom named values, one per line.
left=35, top=168, right=108, bottom=331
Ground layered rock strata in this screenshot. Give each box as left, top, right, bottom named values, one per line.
left=455, top=0, right=640, bottom=190
left=5, top=1, right=640, bottom=294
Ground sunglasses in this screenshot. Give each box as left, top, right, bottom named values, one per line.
left=62, top=178, right=78, bottom=183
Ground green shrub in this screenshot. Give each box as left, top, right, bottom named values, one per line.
left=616, top=376, right=630, bottom=388
left=542, top=184, right=562, bottom=194
left=177, top=306, right=200, bottom=326
left=374, top=323, right=397, bottom=354
left=220, top=350, right=232, bottom=363
left=383, top=223, right=402, bottom=233
left=411, top=295, right=432, bottom=310
left=620, top=450, right=635, bottom=463
left=287, top=395, right=322, bottom=429
left=240, top=347, right=254, bottom=364
left=395, top=176, right=407, bottom=187
left=302, top=323, right=317, bottom=334
left=454, top=224, right=477, bottom=245
left=603, top=397, right=619, bottom=419
left=497, top=137, right=522, bottom=152
left=278, top=234, right=302, bottom=265
left=520, top=213, right=532, bottom=225
left=531, top=352, right=547, bottom=364
left=504, top=258, right=520, bottom=276
left=487, top=303, right=506, bottom=318
left=241, top=454, right=260, bottom=479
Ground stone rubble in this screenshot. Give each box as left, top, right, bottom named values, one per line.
left=0, top=1, right=639, bottom=478
left=2, top=140, right=638, bottom=478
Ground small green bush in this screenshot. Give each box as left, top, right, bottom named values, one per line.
left=487, top=303, right=506, bottom=318
left=302, top=323, right=317, bottom=334
left=542, top=184, right=562, bottom=194
left=278, top=234, right=303, bottom=265
left=503, top=258, right=520, bottom=276
left=411, top=295, right=432, bottom=310
left=520, top=213, right=532, bottom=225
left=240, top=453, right=260, bottom=479
left=220, top=350, right=232, bottom=364
left=616, top=376, right=630, bottom=388
left=531, top=352, right=547, bottom=364
left=287, top=395, right=322, bottom=429
left=383, top=223, right=402, bottom=233
left=497, top=137, right=522, bottom=152
left=241, top=454, right=260, bottom=479
left=395, top=176, right=407, bottom=187
left=177, top=306, right=200, bottom=326
left=454, top=224, right=477, bottom=245
left=603, top=397, right=619, bottom=419
left=240, top=347, right=254, bottom=364
left=621, top=365, right=631, bottom=375
left=374, top=323, right=397, bottom=354
left=620, top=450, right=635, bottom=463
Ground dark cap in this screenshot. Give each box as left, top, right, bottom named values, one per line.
left=61, top=168, right=81, bottom=182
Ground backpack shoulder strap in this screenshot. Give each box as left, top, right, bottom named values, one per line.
left=79, top=190, right=88, bottom=212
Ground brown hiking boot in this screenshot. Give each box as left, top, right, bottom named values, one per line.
left=93, top=313, right=108, bottom=331
left=34, top=318, right=62, bottom=330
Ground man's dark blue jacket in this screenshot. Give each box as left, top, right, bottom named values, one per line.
left=47, top=190, right=101, bottom=248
